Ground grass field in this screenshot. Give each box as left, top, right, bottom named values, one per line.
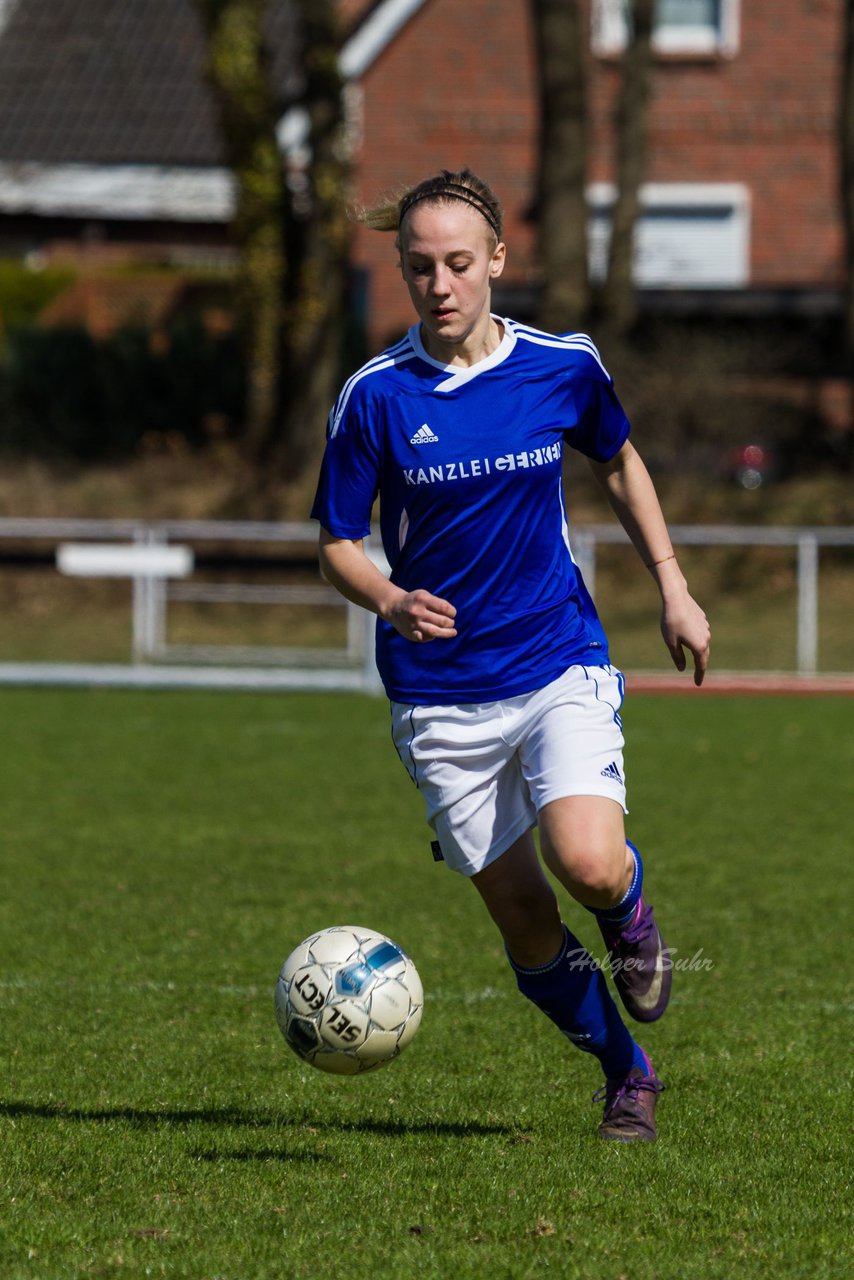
left=0, top=687, right=850, bottom=1279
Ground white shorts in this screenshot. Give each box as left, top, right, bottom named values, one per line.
left=391, top=665, right=627, bottom=877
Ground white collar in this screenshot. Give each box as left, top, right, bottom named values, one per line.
left=410, top=315, right=517, bottom=391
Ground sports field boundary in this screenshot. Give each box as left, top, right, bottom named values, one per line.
left=0, top=661, right=851, bottom=695
left=627, top=671, right=854, bottom=694
left=0, top=662, right=372, bottom=692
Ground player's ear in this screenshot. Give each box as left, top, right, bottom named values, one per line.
left=489, top=241, right=506, bottom=279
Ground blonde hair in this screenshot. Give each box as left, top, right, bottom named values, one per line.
left=357, top=168, right=504, bottom=245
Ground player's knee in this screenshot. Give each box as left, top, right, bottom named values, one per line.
left=561, top=846, right=627, bottom=902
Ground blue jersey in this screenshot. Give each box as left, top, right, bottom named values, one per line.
left=311, top=318, right=631, bottom=704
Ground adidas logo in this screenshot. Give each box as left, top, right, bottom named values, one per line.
left=410, top=424, right=439, bottom=444
left=600, top=761, right=623, bottom=783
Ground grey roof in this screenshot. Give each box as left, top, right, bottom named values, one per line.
left=0, top=0, right=301, bottom=166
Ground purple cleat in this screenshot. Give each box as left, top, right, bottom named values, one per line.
left=597, top=896, right=672, bottom=1023
left=594, top=1064, right=665, bottom=1142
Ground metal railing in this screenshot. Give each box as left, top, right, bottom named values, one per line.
left=571, top=522, right=853, bottom=677
left=0, top=517, right=379, bottom=690
left=0, top=517, right=850, bottom=689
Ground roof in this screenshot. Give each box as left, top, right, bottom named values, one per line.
left=339, top=0, right=428, bottom=78
left=0, top=0, right=428, bottom=224
left=0, top=0, right=301, bottom=166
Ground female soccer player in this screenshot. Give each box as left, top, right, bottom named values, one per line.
left=311, top=169, right=710, bottom=1142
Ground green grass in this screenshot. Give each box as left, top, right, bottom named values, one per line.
left=0, top=689, right=850, bottom=1279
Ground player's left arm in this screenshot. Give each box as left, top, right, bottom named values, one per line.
left=587, top=440, right=711, bottom=686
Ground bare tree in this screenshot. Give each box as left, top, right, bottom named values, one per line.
left=272, top=0, right=350, bottom=485
left=196, top=0, right=287, bottom=465
left=531, top=0, right=590, bottom=332
left=597, top=0, right=655, bottom=334
left=842, top=0, right=854, bottom=379
left=197, top=0, right=350, bottom=505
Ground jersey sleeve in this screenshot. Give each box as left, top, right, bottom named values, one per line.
left=310, top=389, right=381, bottom=540
left=562, top=347, right=631, bottom=463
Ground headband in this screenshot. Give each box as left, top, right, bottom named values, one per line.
left=399, top=182, right=502, bottom=239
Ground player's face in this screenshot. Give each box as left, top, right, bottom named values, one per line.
left=399, top=202, right=505, bottom=362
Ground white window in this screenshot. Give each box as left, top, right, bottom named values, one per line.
left=592, top=0, right=740, bottom=57
left=587, top=183, right=751, bottom=288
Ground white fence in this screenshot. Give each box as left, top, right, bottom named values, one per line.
left=0, top=517, right=851, bottom=691
left=570, top=521, right=853, bottom=679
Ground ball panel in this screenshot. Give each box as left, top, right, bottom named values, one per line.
left=401, top=962, right=424, bottom=1007
left=395, top=1002, right=423, bottom=1051
left=283, top=1013, right=320, bottom=1061
left=360, top=939, right=408, bottom=980
left=368, top=978, right=414, bottom=1031
left=286, top=965, right=331, bottom=1017
left=319, top=999, right=371, bottom=1049
left=308, top=927, right=362, bottom=965
left=278, top=938, right=315, bottom=985
left=310, top=1047, right=363, bottom=1075
left=357, top=1025, right=402, bottom=1064
left=273, top=978, right=291, bottom=1032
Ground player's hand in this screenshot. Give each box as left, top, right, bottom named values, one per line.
left=660, top=594, right=711, bottom=686
left=386, top=589, right=457, bottom=643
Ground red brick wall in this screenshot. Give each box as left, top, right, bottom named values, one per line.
left=350, top=0, right=538, bottom=350
left=352, top=0, right=845, bottom=350
left=588, top=0, right=844, bottom=287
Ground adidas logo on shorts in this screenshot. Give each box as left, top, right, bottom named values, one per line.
left=410, top=424, right=439, bottom=444
left=600, top=761, right=623, bottom=783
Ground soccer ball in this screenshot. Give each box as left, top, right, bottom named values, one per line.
left=275, top=925, right=424, bottom=1075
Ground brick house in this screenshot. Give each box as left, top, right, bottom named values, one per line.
left=348, top=0, right=847, bottom=349
left=0, top=0, right=298, bottom=286
left=0, top=0, right=847, bottom=356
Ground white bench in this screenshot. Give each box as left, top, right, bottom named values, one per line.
left=57, top=541, right=194, bottom=662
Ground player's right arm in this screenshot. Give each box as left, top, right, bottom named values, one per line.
left=318, top=529, right=457, bottom=644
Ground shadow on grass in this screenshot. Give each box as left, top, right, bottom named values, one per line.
left=0, top=1099, right=278, bottom=1129
left=192, top=1147, right=327, bottom=1164
left=0, top=1099, right=513, bottom=1139
left=334, top=1116, right=513, bottom=1137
